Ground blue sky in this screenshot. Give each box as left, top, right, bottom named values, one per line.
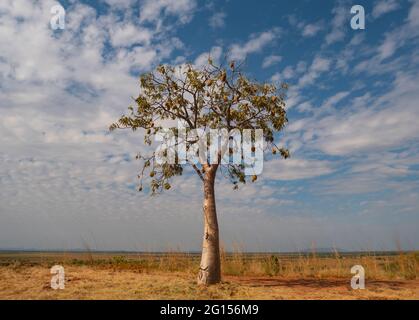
left=0, top=0, right=418, bottom=251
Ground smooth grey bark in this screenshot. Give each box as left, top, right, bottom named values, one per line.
left=197, top=164, right=221, bottom=285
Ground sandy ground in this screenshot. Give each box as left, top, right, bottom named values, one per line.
left=0, top=265, right=417, bottom=300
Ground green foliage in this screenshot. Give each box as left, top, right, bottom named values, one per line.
left=110, top=59, right=289, bottom=193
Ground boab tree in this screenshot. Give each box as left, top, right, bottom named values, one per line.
left=110, top=59, right=289, bottom=285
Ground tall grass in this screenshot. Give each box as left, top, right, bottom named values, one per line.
left=1, top=249, right=417, bottom=280
left=54, top=250, right=419, bottom=280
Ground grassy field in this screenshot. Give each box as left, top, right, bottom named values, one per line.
left=0, top=250, right=417, bottom=300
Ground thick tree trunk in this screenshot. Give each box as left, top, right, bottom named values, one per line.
left=197, top=165, right=221, bottom=285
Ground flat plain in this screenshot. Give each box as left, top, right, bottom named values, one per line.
left=0, top=251, right=417, bottom=300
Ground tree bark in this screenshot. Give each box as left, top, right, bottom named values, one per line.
left=197, top=164, right=221, bottom=285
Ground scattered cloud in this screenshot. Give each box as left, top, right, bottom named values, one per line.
left=139, top=0, right=197, bottom=24
left=0, top=0, right=418, bottom=251
left=324, top=4, right=348, bottom=45
left=194, top=46, right=223, bottom=67
left=372, top=0, right=400, bottom=19
left=264, top=158, right=335, bottom=180
left=230, top=28, right=281, bottom=60
left=301, top=22, right=324, bottom=37
left=262, top=55, right=282, bottom=68
left=209, top=11, right=226, bottom=29
left=298, top=56, right=332, bottom=87
left=293, top=71, right=419, bottom=156
left=109, top=24, right=153, bottom=47
left=317, top=91, right=350, bottom=114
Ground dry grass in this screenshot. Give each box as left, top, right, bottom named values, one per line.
left=221, top=250, right=418, bottom=280
left=0, top=251, right=417, bottom=300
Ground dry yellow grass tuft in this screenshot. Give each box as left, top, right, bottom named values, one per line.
left=0, top=251, right=417, bottom=300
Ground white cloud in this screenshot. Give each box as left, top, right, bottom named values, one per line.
left=270, top=65, right=296, bottom=86
left=262, top=55, right=282, bottom=68
left=372, top=0, right=400, bottom=19
left=286, top=17, right=324, bottom=38
left=194, top=46, right=223, bottom=67
left=264, top=158, right=334, bottom=180
left=230, top=28, right=281, bottom=61
left=270, top=72, right=281, bottom=83
left=296, top=101, right=313, bottom=113
left=139, top=0, right=197, bottom=24
left=102, top=0, right=137, bottom=8
left=209, top=11, right=226, bottom=28
left=0, top=0, right=197, bottom=232
left=349, top=1, right=419, bottom=79
left=317, top=91, right=350, bottom=114
left=295, top=71, right=419, bottom=156
left=324, top=4, right=347, bottom=45
left=351, top=162, right=409, bottom=176
left=378, top=34, right=398, bottom=60
left=298, top=56, right=332, bottom=87
left=0, top=0, right=418, bottom=251
left=109, top=24, right=153, bottom=47
left=282, top=66, right=295, bottom=79
left=408, top=0, right=419, bottom=28
left=302, top=22, right=324, bottom=37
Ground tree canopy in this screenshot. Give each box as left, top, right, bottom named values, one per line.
left=110, top=59, right=290, bottom=194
